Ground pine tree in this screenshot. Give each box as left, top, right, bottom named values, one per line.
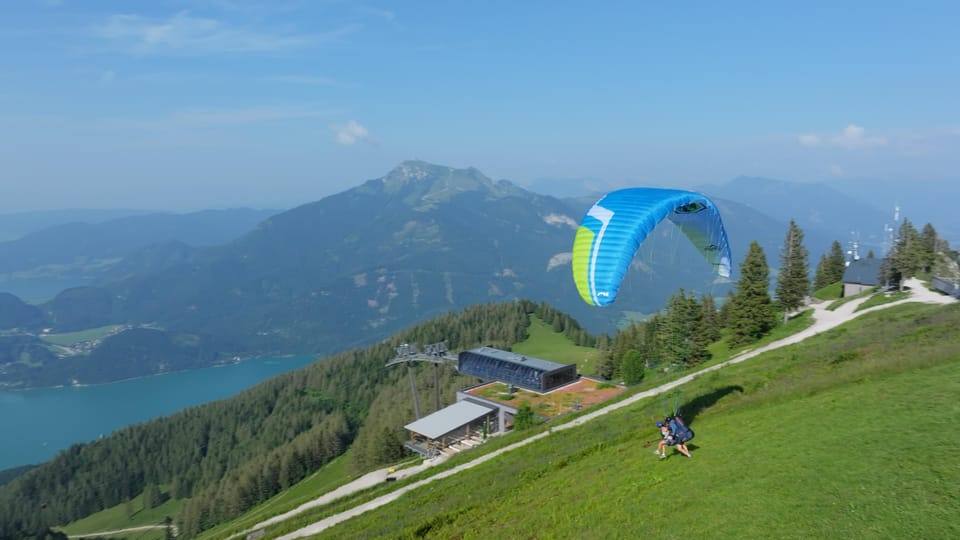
left=727, top=241, right=777, bottom=345
left=775, top=220, right=810, bottom=322
left=813, top=254, right=830, bottom=291
left=700, top=293, right=721, bottom=344
left=621, top=349, right=645, bottom=384
left=142, top=483, right=161, bottom=510
left=918, top=223, right=939, bottom=273
left=826, top=240, right=847, bottom=284
left=890, top=219, right=921, bottom=289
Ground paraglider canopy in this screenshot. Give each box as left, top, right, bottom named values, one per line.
left=572, top=187, right=732, bottom=307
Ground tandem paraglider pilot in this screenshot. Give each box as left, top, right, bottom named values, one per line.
left=654, top=417, right=694, bottom=459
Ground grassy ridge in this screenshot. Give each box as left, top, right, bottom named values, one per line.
left=38, top=324, right=122, bottom=346
left=511, top=317, right=603, bottom=375
left=301, top=302, right=960, bottom=539
left=58, top=489, right=181, bottom=539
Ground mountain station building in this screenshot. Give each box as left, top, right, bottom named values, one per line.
left=403, top=347, right=580, bottom=457
left=457, top=346, right=578, bottom=393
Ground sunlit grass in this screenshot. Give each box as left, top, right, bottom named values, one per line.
left=827, top=288, right=874, bottom=310
left=194, top=452, right=364, bottom=540
left=302, top=303, right=960, bottom=539
left=58, top=487, right=181, bottom=538
left=38, top=325, right=123, bottom=346
left=856, top=290, right=910, bottom=311
left=511, top=316, right=602, bottom=375
left=812, top=281, right=842, bottom=300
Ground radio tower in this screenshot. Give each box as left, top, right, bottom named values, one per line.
left=882, top=204, right=900, bottom=256
left=845, top=231, right=860, bottom=266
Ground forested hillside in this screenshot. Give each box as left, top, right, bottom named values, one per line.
left=0, top=301, right=591, bottom=538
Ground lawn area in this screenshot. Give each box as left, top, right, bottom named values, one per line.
left=511, top=316, right=603, bottom=375
left=38, top=324, right=123, bottom=346
left=58, top=488, right=181, bottom=539
left=856, top=290, right=910, bottom=311
left=465, top=379, right=625, bottom=419
left=194, top=451, right=373, bottom=540
left=299, top=302, right=960, bottom=539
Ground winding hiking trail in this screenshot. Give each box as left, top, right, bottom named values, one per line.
left=234, top=279, right=957, bottom=540
left=69, top=524, right=177, bottom=538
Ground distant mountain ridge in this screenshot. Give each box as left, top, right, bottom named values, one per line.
left=0, top=208, right=155, bottom=242
left=697, top=176, right=896, bottom=255
left=0, top=208, right=280, bottom=300
left=0, top=162, right=880, bottom=387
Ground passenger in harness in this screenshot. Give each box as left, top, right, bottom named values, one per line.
left=654, top=422, right=672, bottom=459
left=665, top=415, right=694, bottom=458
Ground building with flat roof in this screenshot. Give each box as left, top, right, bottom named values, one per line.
left=458, top=346, right=578, bottom=392
left=403, top=400, right=496, bottom=457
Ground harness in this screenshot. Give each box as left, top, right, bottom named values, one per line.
left=665, top=415, right=694, bottom=444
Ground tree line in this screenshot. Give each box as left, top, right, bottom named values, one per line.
left=596, top=218, right=953, bottom=383
left=0, top=300, right=590, bottom=539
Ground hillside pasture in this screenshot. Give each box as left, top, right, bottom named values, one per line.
left=296, top=303, right=960, bottom=539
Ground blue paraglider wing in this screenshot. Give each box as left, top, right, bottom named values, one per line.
left=572, top=188, right=731, bottom=306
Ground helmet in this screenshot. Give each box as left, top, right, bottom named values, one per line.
left=656, top=422, right=664, bottom=428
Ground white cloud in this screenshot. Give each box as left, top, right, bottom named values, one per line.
left=798, top=124, right=887, bottom=150
left=832, top=124, right=887, bottom=148
left=332, top=120, right=372, bottom=145
left=95, top=11, right=358, bottom=55
left=798, top=134, right=820, bottom=146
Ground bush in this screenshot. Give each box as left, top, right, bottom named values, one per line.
left=514, top=404, right=535, bottom=430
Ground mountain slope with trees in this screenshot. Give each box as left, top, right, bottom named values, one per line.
left=0, top=300, right=592, bottom=538
left=0, top=208, right=279, bottom=301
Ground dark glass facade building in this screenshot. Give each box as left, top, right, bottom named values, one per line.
left=457, top=347, right=578, bottom=392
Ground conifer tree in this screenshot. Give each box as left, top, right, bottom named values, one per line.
left=727, top=241, right=777, bottom=345
left=143, top=483, right=161, bottom=510
left=621, top=349, right=645, bottom=384
left=825, top=240, right=847, bottom=284
left=775, top=220, right=810, bottom=322
left=889, top=219, right=921, bottom=289
left=918, top=223, right=939, bottom=273
left=700, top=293, right=721, bottom=344
left=813, top=253, right=830, bottom=291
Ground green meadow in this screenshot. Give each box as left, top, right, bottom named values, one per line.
left=58, top=489, right=182, bottom=540
left=267, top=302, right=960, bottom=539
left=511, top=316, right=603, bottom=375
left=38, top=324, right=122, bottom=346
left=61, top=301, right=960, bottom=539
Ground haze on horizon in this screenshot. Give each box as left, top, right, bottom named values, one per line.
left=1, top=1, right=958, bottom=213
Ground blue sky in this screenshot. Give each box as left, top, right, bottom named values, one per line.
left=2, top=1, right=958, bottom=212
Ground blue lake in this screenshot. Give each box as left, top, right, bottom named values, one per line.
left=0, top=355, right=318, bottom=471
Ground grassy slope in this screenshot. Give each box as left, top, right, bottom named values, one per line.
left=58, top=489, right=181, bottom=539
left=62, top=316, right=594, bottom=539
left=195, top=453, right=362, bottom=540
left=303, top=302, right=960, bottom=539
left=38, top=324, right=121, bottom=346
left=63, top=302, right=960, bottom=539
left=510, top=317, right=603, bottom=376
